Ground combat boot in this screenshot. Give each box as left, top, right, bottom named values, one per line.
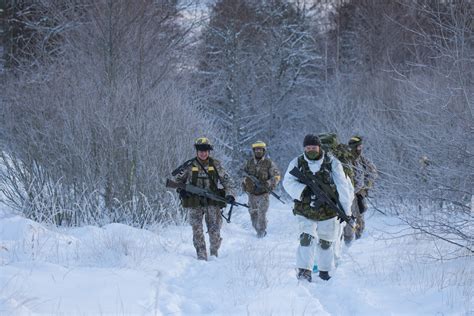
left=319, top=271, right=331, bottom=281
left=297, top=268, right=312, bottom=282
left=197, top=249, right=207, bottom=261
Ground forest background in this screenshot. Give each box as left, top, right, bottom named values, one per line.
left=0, top=0, right=472, bottom=257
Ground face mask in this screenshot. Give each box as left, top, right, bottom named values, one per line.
left=305, top=150, right=319, bottom=160
left=254, top=151, right=265, bottom=159
left=352, top=148, right=361, bottom=157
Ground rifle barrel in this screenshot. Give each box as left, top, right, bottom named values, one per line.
left=166, top=179, right=249, bottom=209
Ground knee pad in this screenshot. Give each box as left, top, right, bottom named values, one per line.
left=319, top=239, right=332, bottom=250
left=299, top=233, right=314, bottom=246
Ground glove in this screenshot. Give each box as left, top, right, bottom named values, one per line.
left=225, top=195, right=235, bottom=203
left=265, top=180, right=274, bottom=191
left=177, top=188, right=189, bottom=199
left=254, top=183, right=268, bottom=195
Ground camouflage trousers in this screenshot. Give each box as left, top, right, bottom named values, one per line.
left=343, top=196, right=366, bottom=242
left=188, top=206, right=223, bottom=260
left=248, top=193, right=270, bottom=236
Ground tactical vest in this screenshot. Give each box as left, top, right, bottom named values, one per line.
left=293, top=154, right=339, bottom=221
left=245, top=158, right=272, bottom=195
left=181, top=158, right=226, bottom=208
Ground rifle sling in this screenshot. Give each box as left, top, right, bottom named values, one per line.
left=195, top=157, right=223, bottom=190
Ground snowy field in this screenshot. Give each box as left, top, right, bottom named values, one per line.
left=0, top=197, right=472, bottom=315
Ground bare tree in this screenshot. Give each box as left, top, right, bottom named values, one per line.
left=324, top=0, right=473, bottom=254
left=194, top=0, right=323, bottom=169
left=1, top=0, right=217, bottom=226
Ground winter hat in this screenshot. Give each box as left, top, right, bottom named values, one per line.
left=251, top=141, right=267, bottom=150
left=348, top=136, right=363, bottom=148
left=303, top=134, right=321, bottom=147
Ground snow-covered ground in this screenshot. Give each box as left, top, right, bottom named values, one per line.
left=0, top=198, right=472, bottom=315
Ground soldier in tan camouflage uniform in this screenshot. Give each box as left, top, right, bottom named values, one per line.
left=343, top=136, right=378, bottom=243
left=175, top=137, right=235, bottom=260
left=242, top=141, right=281, bottom=238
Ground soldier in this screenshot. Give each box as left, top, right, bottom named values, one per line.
left=283, top=134, right=354, bottom=282
left=343, top=136, right=377, bottom=243
left=175, top=137, right=235, bottom=260
left=242, top=141, right=281, bottom=238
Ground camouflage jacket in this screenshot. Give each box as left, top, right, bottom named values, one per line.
left=242, top=157, right=281, bottom=195
left=175, top=157, right=234, bottom=208
left=352, top=155, right=377, bottom=194
left=283, top=152, right=354, bottom=220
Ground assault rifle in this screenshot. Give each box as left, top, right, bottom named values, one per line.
left=288, top=167, right=354, bottom=228
left=165, top=179, right=249, bottom=223
left=171, top=158, right=195, bottom=176
left=242, top=171, right=285, bottom=204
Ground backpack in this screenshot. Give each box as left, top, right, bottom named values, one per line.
left=318, top=133, right=354, bottom=183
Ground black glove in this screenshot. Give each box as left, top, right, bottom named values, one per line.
left=338, top=215, right=356, bottom=225
left=177, top=188, right=189, bottom=199
left=225, top=195, right=235, bottom=203
left=254, top=183, right=268, bottom=195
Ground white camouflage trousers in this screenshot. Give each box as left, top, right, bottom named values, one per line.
left=296, top=215, right=339, bottom=272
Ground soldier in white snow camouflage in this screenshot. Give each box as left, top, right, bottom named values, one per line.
left=175, top=137, right=235, bottom=260
left=283, top=134, right=354, bottom=282
left=242, top=141, right=281, bottom=238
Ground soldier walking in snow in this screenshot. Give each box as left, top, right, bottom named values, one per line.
left=343, top=136, right=377, bottom=243
left=283, top=134, right=354, bottom=282
left=174, top=137, right=235, bottom=260
left=242, top=141, right=281, bottom=238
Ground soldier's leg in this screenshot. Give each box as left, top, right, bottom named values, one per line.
left=189, top=207, right=207, bottom=260
left=256, top=194, right=270, bottom=237
left=248, top=194, right=259, bottom=232
left=355, top=195, right=367, bottom=239
left=357, top=212, right=365, bottom=236
left=205, top=206, right=222, bottom=257
left=333, top=221, right=345, bottom=266
left=296, top=215, right=317, bottom=271
left=315, top=217, right=338, bottom=274
left=344, top=197, right=359, bottom=243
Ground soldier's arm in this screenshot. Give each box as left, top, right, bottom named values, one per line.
left=175, top=164, right=190, bottom=184
left=241, top=160, right=251, bottom=192
left=351, top=160, right=365, bottom=193
left=215, top=160, right=236, bottom=196
left=267, top=160, right=281, bottom=190
left=363, top=156, right=378, bottom=189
